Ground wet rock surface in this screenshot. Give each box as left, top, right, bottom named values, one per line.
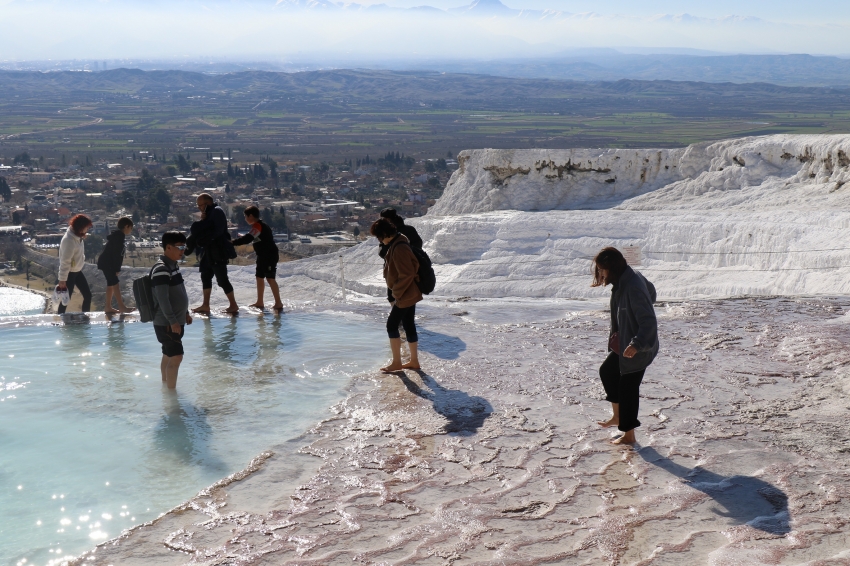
left=73, top=297, right=850, bottom=565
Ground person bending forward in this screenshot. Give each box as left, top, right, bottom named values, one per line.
left=232, top=205, right=283, bottom=311
left=97, top=216, right=134, bottom=314
left=592, top=247, right=659, bottom=445
left=371, top=217, right=422, bottom=373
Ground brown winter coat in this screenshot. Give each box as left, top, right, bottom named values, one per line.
left=384, top=234, right=422, bottom=308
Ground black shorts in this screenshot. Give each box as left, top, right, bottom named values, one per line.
left=256, top=258, right=278, bottom=279
left=154, top=324, right=185, bottom=357
left=101, top=269, right=120, bottom=287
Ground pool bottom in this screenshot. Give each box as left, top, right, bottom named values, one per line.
left=68, top=297, right=850, bottom=566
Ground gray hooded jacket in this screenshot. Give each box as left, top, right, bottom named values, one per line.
left=610, top=266, right=659, bottom=375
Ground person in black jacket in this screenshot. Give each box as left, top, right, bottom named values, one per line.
left=379, top=208, right=422, bottom=250
left=232, top=206, right=283, bottom=311
left=378, top=208, right=423, bottom=304
left=189, top=193, right=239, bottom=315
left=97, top=216, right=134, bottom=314
left=592, top=247, right=659, bottom=446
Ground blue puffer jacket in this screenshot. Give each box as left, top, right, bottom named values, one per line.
left=609, top=266, right=659, bottom=375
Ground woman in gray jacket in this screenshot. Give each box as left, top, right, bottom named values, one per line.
left=592, top=247, right=659, bottom=445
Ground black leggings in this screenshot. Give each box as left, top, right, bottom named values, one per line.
left=599, top=352, right=645, bottom=432
left=200, top=263, right=234, bottom=295
left=58, top=271, right=92, bottom=314
left=386, top=304, right=417, bottom=343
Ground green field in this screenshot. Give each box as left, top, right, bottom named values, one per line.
left=2, top=69, right=850, bottom=162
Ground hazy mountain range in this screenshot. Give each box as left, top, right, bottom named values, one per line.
left=0, top=0, right=848, bottom=66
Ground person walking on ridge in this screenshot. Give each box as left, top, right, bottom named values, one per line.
left=151, top=231, right=192, bottom=389
left=56, top=214, right=94, bottom=314
left=371, top=217, right=422, bottom=373
left=189, top=193, right=239, bottom=315
left=232, top=205, right=283, bottom=311
left=592, top=247, right=659, bottom=445
left=97, top=216, right=135, bottom=314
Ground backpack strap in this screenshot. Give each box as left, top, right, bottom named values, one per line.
left=149, top=260, right=173, bottom=278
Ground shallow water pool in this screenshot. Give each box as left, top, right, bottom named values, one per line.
left=0, top=287, right=45, bottom=316
left=0, top=312, right=387, bottom=565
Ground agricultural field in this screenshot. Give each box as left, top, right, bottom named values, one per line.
left=2, top=69, right=850, bottom=163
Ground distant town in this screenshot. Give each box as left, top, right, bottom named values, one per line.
left=0, top=148, right=456, bottom=261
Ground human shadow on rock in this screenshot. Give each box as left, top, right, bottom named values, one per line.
left=414, top=329, right=466, bottom=360
left=398, top=371, right=492, bottom=434
left=640, top=446, right=790, bottom=535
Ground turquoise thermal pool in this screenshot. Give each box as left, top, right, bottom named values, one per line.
left=0, top=312, right=387, bottom=566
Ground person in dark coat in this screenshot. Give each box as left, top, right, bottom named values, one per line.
left=97, top=216, right=134, bottom=313
left=592, top=247, right=659, bottom=445
left=378, top=208, right=423, bottom=305
left=232, top=205, right=283, bottom=311
left=189, top=193, right=239, bottom=315
left=371, top=218, right=422, bottom=373
left=379, top=208, right=422, bottom=252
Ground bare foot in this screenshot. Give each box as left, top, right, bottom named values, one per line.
left=401, top=362, right=421, bottom=370
left=119, top=307, right=136, bottom=313
left=104, top=308, right=119, bottom=314
left=224, top=306, right=240, bottom=315
left=272, top=304, right=284, bottom=311
left=597, top=417, right=619, bottom=428
left=611, top=430, right=637, bottom=445
left=248, top=302, right=265, bottom=309
left=192, top=306, right=211, bottom=314
left=381, top=364, right=404, bottom=373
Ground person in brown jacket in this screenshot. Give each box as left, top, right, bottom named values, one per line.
left=371, top=217, right=423, bottom=373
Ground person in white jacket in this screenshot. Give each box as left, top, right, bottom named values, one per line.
left=57, top=214, right=93, bottom=314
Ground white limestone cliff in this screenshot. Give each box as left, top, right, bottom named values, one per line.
left=275, top=134, right=850, bottom=301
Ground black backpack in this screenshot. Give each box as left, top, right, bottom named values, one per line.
left=132, top=262, right=168, bottom=323
left=399, top=242, right=436, bottom=295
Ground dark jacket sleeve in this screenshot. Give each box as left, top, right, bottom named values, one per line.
left=232, top=233, right=253, bottom=247
left=626, top=285, right=658, bottom=352
left=97, top=232, right=123, bottom=272
left=642, top=275, right=657, bottom=303
left=402, top=225, right=423, bottom=249
left=213, top=207, right=228, bottom=238
left=193, top=207, right=227, bottom=243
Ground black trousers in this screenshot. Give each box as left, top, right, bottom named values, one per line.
left=599, top=352, right=645, bottom=432
left=58, top=271, right=92, bottom=314
left=200, top=262, right=234, bottom=295
left=386, top=304, right=417, bottom=343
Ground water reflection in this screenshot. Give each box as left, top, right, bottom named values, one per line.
left=155, top=390, right=225, bottom=474
left=398, top=371, right=492, bottom=434
left=253, top=315, right=284, bottom=384
left=202, top=316, right=239, bottom=362
left=639, top=446, right=791, bottom=535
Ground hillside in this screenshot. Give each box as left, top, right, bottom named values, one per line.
left=274, top=134, right=850, bottom=300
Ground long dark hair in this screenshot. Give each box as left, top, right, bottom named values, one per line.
left=591, top=247, right=628, bottom=287
left=69, top=214, right=92, bottom=237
